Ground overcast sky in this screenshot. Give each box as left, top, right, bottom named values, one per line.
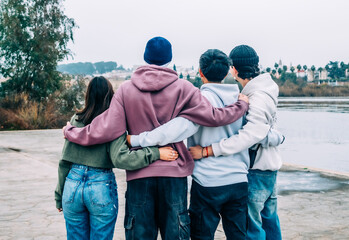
left=62, top=0, right=349, bottom=69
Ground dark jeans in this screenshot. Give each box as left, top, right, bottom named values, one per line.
left=189, top=180, right=248, bottom=240
left=124, top=177, right=190, bottom=240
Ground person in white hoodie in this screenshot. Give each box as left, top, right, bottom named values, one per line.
left=190, top=45, right=283, bottom=240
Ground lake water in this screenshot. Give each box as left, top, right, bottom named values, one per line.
left=277, top=97, right=349, bottom=174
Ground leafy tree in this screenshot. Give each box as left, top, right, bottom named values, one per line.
left=303, top=65, right=308, bottom=71
left=179, top=72, right=183, bottom=79
left=340, top=61, right=345, bottom=69
left=173, top=64, right=177, bottom=72
left=116, top=64, right=125, bottom=71
left=187, top=76, right=202, bottom=88
left=266, top=67, right=271, bottom=73
left=274, top=63, right=279, bottom=69
left=326, top=61, right=345, bottom=80
left=271, top=69, right=276, bottom=75
left=0, top=0, right=76, bottom=100
left=282, top=65, right=287, bottom=73
left=95, top=61, right=117, bottom=74
left=186, top=74, right=190, bottom=80
left=280, top=72, right=297, bottom=84
left=290, top=66, right=295, bottom=73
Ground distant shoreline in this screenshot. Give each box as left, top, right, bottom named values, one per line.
left=281, top=163, right=349, bottom=180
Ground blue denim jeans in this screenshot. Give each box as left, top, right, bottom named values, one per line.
left=62, top=164, right=118, bottom=240
left=247, top=170, right=282, bottom=240
left=189, top=180, right=248, bottom=240
left=124, top=177, right=190, bottom=240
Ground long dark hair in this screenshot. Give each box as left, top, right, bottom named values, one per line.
left=76, top=76, right=114, bottom=125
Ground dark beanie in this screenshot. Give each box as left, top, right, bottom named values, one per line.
left=229, top=45, right=259, bottom=67
left=144, top=37, right=172, bottom=66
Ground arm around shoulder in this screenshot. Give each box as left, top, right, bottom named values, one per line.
left=64, top=89, right=127, bottom=146
left=109, top=133, right=160, bottom=171
left=178, top=86, right=249, bottom=127
left=131, top=117, right=199, bottom=147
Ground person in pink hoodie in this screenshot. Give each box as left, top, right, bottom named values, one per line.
left=63, top=36, right=249, bottom=240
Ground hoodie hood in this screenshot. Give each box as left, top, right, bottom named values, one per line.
left=241, top=73, right=279, bottom=105
left=200, top=83, right=240, bottom=106
left=131, top=65, right=178, bottom=92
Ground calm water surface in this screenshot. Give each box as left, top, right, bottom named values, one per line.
left=277, top=97, right=349, bottom=173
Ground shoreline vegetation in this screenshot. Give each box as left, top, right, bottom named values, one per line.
left=1, top=61, right=349, bottom=131
left=1, top=73, right=349, bottom=131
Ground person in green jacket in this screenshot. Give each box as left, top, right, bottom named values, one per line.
left=55, top=76, right=178, bottom=240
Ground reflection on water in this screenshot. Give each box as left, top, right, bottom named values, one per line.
left=278, top=97, right=349, bottom=113
left=277, top=97, right=349, bottom=173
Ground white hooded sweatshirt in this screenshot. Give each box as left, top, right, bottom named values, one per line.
left=212, top=73, right=282, bottom=171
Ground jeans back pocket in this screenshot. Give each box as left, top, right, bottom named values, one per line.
left=88, top=180, right=117, bottom=207
left=63, top=178, right=80, bottom=204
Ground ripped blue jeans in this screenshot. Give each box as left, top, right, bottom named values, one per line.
left=247, top=170, right=282, bottom=240
left=62, top=164, right=118, bottom=240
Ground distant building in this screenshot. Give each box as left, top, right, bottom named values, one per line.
left=307, top=71, right=314, bottom=82
left=319, top=69, right=328, bottom=80
left=297, top=70, right=306, bottom=78
left=175, top=65, right=198, bottom=78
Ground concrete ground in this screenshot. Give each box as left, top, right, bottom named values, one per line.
left=0, top=129, right=349, bottom=240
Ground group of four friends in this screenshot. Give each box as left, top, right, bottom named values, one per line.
left=55, top=36, right=284, bottom=240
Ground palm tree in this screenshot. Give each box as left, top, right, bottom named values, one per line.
left=274, top=63, right=279, bottom=70
left=272, top=69, right=276, bottom=75
left=311, top=65, right=316, bottom=72
left=277, top=68, right=282, bottom=76
left=290, top=66, right=295, bottom=73
left=297, top=64, right=302, bottom=72
left=318, top=67, right=323, bottom=80
left=266, top=67, right=271, bottom=73
left=303, top=65, right=308, bottom=72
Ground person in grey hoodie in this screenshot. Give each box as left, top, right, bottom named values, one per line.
left=190, top=45, right=283, bottom=240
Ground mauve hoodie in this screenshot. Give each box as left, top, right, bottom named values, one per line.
left=64, top=65, right=248, bottom=181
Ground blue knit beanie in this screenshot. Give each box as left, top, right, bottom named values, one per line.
left=144, top=37, right=172, bottom=66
